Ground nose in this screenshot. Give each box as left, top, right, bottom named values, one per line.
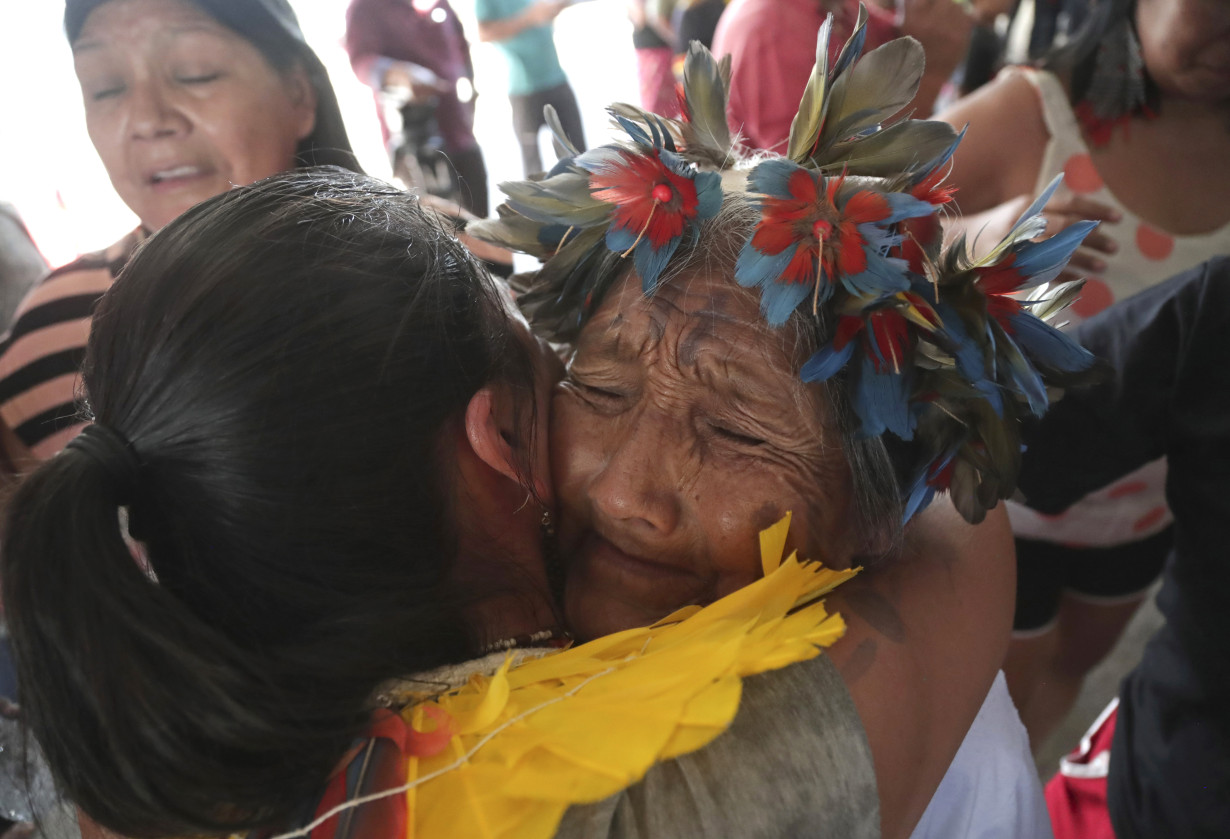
left=127, top=80, right=187, bottom=141
left=587, top=407, right=684, bottom=537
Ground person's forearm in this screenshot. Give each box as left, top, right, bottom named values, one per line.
left=478, top=8, right=545, bottom=42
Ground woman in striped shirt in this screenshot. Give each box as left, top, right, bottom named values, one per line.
left=0, top=0, right=360, bottom=473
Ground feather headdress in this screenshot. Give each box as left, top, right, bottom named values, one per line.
left=470, top=4, right=1102, bottom=524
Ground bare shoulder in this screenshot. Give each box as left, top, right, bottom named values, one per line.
left=938, top=69, right=1052, bottom=213
left=824, top=499, right=1014, bottom=839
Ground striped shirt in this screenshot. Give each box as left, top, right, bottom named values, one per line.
left=0, top=228, right=146, bottom=460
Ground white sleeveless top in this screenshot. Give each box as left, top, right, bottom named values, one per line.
left=909, top=672, right=1053, bottom=839
left=1005, top=67, right=1230, bottom=548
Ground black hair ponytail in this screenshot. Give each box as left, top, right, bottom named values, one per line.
left=4, top=449, right=334, bottom=834
left=0, top=168, right=539, bottom=836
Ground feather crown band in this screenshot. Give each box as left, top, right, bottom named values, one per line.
left=469, top=4, right=1102, bottom=524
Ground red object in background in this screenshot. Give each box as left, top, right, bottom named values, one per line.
left=713, top=0, right=898, bottom=153
left=1045, top=699, right=1118, bottom=839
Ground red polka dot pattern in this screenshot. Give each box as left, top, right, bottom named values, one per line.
left=1108, top=481, right=1149, bottom=499
left=1136, top=224, right=1174, bottom=261
left=1063, top=154, right=1104, bottom=194
left=1070, top=277, right=1114, bottom=319
left=1133, top=506, right=1168, bottom=534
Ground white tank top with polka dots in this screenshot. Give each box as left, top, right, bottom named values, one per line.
left=1012, top=66, right=1230, bottom=327
left=1004, top=67, right=1230, bottom=549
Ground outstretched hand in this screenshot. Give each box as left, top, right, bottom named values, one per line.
left=963, top=191, right=1121, bottom=284
left=1036, top=193, right=1121, bottom=280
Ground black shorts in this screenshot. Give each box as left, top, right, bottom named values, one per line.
left=1012, top=526, right=1173, bottom=633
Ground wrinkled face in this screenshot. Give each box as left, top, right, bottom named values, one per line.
left=552, top=269, right=859, bottom=641
left=74, top=0, right=317, bottom=231
left=1137, top=0, right=1230, bottom=101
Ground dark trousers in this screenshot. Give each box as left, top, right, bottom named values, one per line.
left=509, top=82, right=586, bottom=177
left=446, top=144, right=489, bottom=219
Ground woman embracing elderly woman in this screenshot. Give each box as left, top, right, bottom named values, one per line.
left=1, top=10, right=1098, bottom=839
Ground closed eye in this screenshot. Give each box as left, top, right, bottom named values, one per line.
left=709, top=424, right=766, bottom=447
left=178, top=72, right=222, bottom=84
left=91, top=84, right=125, bottom=100
left=579, top=382, right=625, bottom=402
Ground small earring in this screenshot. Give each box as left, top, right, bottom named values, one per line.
left=540, top=508, right=565, bottom=606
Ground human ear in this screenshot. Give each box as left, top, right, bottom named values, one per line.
left=281, top=62, right=317, bottom=142
left=464, top=386, right=522, bottom=486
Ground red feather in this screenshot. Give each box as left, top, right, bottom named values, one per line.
left=842, top=190, right=891, bottom=224
left=836, top=221, right=868, bottom=275
left=591, top=150, right=701, bottom=247
left=781, top=243, right=821, bottom=285
left=868, top=309, right=911, bottom=373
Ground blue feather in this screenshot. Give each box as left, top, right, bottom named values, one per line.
left=858, top=222, right=902, bottom=252
left=547, top=156, right=576, bottom=178
left=975, top=379, right=1006, bottom=417
left=762, top=278, right=814, bottom=325
left=572, top=145, right=627, bottom=174
left=538, top=223, right=571, bottom=249
left=903, top=479, right=936, bottom=524
left=1008, top=312, right=1096, bottom=373
left=1013, top=220, right=1099, bottom=280
left=694, top=170, right=724, bottom=218
left=902, top=448, right=959, bottom=522
left=634, top=236, right=682, bottom=293
left=853, top=355, right=915, bottom=440
left=748, top=158, right=804, bottom=197
left=830, top=13, right=866, bottom=78
left=1012, top=174, right=1065, bottom=233
left=910, top=125, right=967, bottom=185
left=605, top=225, right=638, bottom=254
left=613, top=114, right=654, bottom=148
left=736, top=238, right=798, bottom=289
left=883, top=192, right=938, bottom=224
left=801, top=339, right=857, bottom=382
left=933, top=301, right=985, bottom=381
left=840, top=250, right=910, bottom=298
left=659, top=147, right=688, bottom=174
left=1001, top=338, right=1050, bottom=416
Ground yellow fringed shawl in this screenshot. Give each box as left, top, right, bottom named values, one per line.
left=291, top=514, right=858, bottom=839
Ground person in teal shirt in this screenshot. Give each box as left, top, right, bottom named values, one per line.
left=477, top=0, right=586, bottom=175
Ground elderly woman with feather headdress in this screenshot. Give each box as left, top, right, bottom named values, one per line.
left=469, top=9, right=1094, bottom=837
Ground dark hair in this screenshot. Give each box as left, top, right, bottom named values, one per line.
left=0, top=168, right=536, bottom=836
left=1039, top=0, right=1158, bottom=109
left=65, top=0, right=363, bottom=173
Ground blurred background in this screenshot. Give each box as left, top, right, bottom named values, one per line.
left=0, top=0, right=639, bottom=267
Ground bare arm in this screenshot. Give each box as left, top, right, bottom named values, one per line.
left=937, top=69, right=1050, bottom=216
left=825, top=499, right=1016, bottom=839
left=478, top=0, right=564, bottom=43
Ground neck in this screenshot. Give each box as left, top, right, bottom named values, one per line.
left=450, top=430, right=559, bottom=652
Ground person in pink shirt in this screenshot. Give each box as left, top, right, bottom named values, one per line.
left=713, top=0, right=973, bottom=153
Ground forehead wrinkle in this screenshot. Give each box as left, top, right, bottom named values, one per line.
left=579, top=302, right=655, bottom=366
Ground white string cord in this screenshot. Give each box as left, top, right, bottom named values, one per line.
left=265, top=665, right=620, bottom=839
